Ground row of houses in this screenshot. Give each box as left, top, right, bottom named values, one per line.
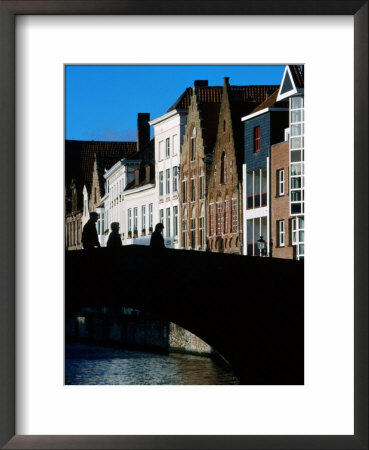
left=65, top=64, right=304, bottom=260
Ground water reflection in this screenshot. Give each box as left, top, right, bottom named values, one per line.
left=65, top=342, right=239, bottom=385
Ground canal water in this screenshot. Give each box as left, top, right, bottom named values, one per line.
left=65, top=341, right=240, bottom=385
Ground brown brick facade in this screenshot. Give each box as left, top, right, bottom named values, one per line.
left=180, top=89, right=220, bottom=250
left=270, top=141, right=294, bottom=259
left=207, top=80, right=242, bottom=254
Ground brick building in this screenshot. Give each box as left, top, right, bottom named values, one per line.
left=270, top=140, right=294, bottom=259
left=276, top=65, right=305, bottom=260
left=179, top=81, right=222, bottom=250
left=207, top=78, right=279, bottom=254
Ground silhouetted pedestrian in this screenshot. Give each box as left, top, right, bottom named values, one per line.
left=81, top=212, right=100, bottom=249
left=107, top=222, right=122, bottom=248
left=150, top=223, right=165, bottom=249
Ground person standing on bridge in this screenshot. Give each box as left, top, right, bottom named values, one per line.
left=107, top=222, right=122, bottom=248
left=81, top=212, right=100, bottom=249
left=150, top=222, right=165, bottom=249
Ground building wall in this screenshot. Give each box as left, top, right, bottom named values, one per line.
left=123, top=185, right=156, bottom=246
left=270, top=140, right=294, bottom=259
left=207, top=84, right=242, bottom=254
left=66, top=211, right=82, bottom=250
left=180, top=94, right=208, bottom=251
left=152, top=112, right=186, bottom=249
left=244, top=114, right=271, bottom=171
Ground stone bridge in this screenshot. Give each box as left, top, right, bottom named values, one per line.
left=65, top=245, right=304, bottom=385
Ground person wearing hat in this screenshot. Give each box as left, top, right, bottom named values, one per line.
left=81, top=211, right=101, bottom=249
left=150, top=222, right=165, bottom=249
left=107, top=222, right=122, bottom=248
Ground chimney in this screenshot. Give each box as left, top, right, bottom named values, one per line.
left=137, top=113, right=150, bottom=152
left=145, top=164, right=151, bottom=183
left=134, top=168, right=140, bottom=187
left=224, top=77, right=230, bottom=86
left=194, top=80, right=208, bottom=87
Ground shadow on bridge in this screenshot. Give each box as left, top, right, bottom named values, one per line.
left=65, top=245, right=304, bottom=385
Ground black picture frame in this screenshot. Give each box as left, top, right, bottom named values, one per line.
left=0, top=1, right=367, bottom=449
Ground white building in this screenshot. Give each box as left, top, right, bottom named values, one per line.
left=149, top=101, right=189, bottom=248
left=102, top=157, right=141, bottom=245
left=122, top=165, right=155, bottom=247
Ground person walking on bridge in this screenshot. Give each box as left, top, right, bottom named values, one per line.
left=107, top=222, right=122, bottom=248
left=150, top=222, right=165, bottom=249
left=81, top=212, right=100, bottom=249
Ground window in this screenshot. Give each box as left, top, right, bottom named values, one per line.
left=172, top=134, right=177, bottom=155
left=134, top=207, right=138, bottom=232
left=199, top=217, right=205, bottom=248
left=254, top=126, right=260, bottom=153
left=216, top=203, right=222, bottom=235
left=220, top=151, right=227, bottom=184
left=209, top=203, right=215, bottom=235
left=182, top=220, right=187, bottom=248
left=278, top=220, right=285, bottom=246
left=166, top=208, right=171, bottom=237
left=190, top=138, right=196, bottom=161
left=224, top=200, right=229, bottom=234
left=173, top=206, right=178, bottom=237
left=128, top=208, right=132, bottom=232
left=200, top=175, right=205, bottom=199
left=289, top=95, right=304, bottom=217
left=190, top=127, right=196, bottom=161
left=149, top=203, right=153, bottom=229
left=191, top=179, right=196, bottom=202
left=190, top=218, right=196, bottom=248
left=158, top=141, right=164, bottom=160
left=159, top=209, right=164, bottom=225
left=291, top=216, right=304, bottom=260
left=223, top=119, right=226, bottom=132
left=94, top=187, right=97, bottom=203
left=166, top=168, right=170, bottom=195
left=278, top=169, right=285, bottom=195
left=159, top=171, right=163, bottom=196
left=165, top=137, right=170, bottom=157
left=172, top=166, right=178, bottom=193
left=142, top=205, right=146, bottom=231
left=231, top=198, right=237, bottom=233
left=182, top=180, right=187, bottom=202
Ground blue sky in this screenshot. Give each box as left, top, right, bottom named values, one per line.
left=65, top=65, right=285, bottom=142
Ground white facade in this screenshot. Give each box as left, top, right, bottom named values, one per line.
left=102, top=158, right=141, bottom=245
left=123, top=184, right=155, bottom=246
left=149, top=109, right=187, bottom=249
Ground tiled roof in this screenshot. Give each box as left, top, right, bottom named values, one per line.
left=251, top=88, right=288, bottom=114
left=65, top=140, right=137, bottom=212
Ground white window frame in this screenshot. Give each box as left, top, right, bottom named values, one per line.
left=173, top=166, right=178, bottom=193
left=128, top=208, right=132, bottom=233
left=166, top=168, right=170, bottom=195
left=159, top=171, right=164, bottom=196
left=278, top=220, right=285, bottom=246
left=278, top=169, right=285, bottom=195
left=142, top=205, right=146, bottom=231
left=134, top=207, right=138, bottom=232
left=149, top=203, right=153, bottom=229
left=166, top=207, right=171, bottom=237
left=165, top=137, right=170, bottom=158
left=173, top=206, right=178, bottom=237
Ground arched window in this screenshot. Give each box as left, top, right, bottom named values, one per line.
left=220, top=151, right=227, bottom=184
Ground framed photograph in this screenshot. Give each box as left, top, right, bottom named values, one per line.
left=1, top=1, right=367, bottom=449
